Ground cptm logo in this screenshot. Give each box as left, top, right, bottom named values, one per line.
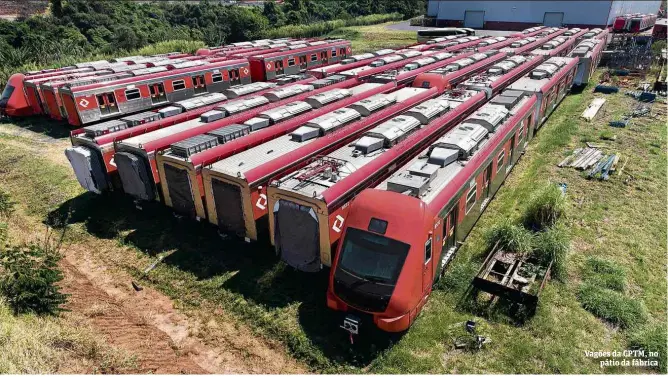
left=78, top=99, right=90, bottom=108
left=332, top=215, right=345, bottom=233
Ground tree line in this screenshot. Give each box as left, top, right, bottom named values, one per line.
left=0, top=0, right=424, bottom=86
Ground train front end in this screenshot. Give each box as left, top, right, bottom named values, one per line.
left=326, top=189, right=433, bottom=334
left=0, top=74, right=33, bottom=117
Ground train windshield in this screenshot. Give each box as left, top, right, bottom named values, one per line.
left=337, top=227, right=409, bottom=285
left=0, top=85, right=15, bottom=102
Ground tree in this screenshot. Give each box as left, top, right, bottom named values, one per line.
left=51, top=0, right=63, bottom=18
left=263, top=0, right=285, bottom=26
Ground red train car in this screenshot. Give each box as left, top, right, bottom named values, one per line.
left=613, top=14, right=657, bottom=33
left=569, top=38, right=606, bottom=86
left=326, top=57, right=579, bottom=334
left=59, top=59, right=251, bottom=126
left=248, top=40, right=352, bottom=81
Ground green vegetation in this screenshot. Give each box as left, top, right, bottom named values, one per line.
left=0, top=0, right=424, bottom=86
left=523, top=183, right=567, bottom=230
left=582, top=257, right=627, bottom=292
left=576, top=284, right=648, bottom=329
left=485, top=220, right=534, bottom=255
left=628, top=323, right=667, bottom=373
left=264, top=13, right=403, bottom=39
left=0, top=297, right=136, bottom=373
left=532, top=225, right=570, bottom=282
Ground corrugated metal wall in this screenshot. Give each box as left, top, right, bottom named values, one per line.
left=427, top=0, right=661, bottom=27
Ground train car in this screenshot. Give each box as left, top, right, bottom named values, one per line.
left=158, top=50, right=506, bottom=224
left=506, top=57, right=579, bottom=130
left=500, top=28, right=567, bottom=56
left=613, top=15, right=632, bottom=32
left=108, top=80, right=346, bottom=202
left=582, top=28, right=609, bottom=42
left=307, top=49, right=398, bottom=78
left=66, top=81, right=279, bottom=194
left=652, top=19, right=668, bottom=40
left=528, top=36, right=576, bottom=58
left=629, top=14, right=657, bottom=33
left=326, top=56, right=580, bottom=334
left=569, top=38, right=606, bottom=86
left=248, top=40, right=352, bottom=81
left=458, top=54, right=544, bottom=97
left=265, top=87, right=486, bottom=272
left=327, top=89, right=537, bottom=334
left=59, top=59, right=252, bottom=126
left=200, top=87, right=436, bottom=241
left=156, top=82, right=395, bottom=220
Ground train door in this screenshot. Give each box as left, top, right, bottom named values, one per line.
left=96, top=92, right=119, bottom=116
left=150, top=83, right=167, bottom=104
left=508, top=135, right=516, bottom=168
left=192, top=74, right=207, bottom=95
left=299, top=55, right=307, bottom=70
left=444, top=207, right=457, bottom=251
left=275, top=60, right=284, bottom=76
left=482, top=163, right=493, bottom=201
left=422, top=234, right=433, bottom=293
left=228, top=69, right=241, bottom=87
left=320, top=51, right=328, bottom=65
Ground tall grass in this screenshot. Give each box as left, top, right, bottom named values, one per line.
left=485, top=220, right=534, bottom=255
left=576, top=284, right=648, bottom=329
left=532, top=225, right=569, bottom=282
left=264, top=13, right=403, bottom=39
left=582, top=257, right=627, bottom=292
left=136, top=40, right=206, bottom=56
left=523, top=184, right=567, bottom=230
left=627, top=323, right=667, bottom=373
left=0, top=298, right=135, bottom=373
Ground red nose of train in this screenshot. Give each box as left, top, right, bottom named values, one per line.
left=0, top=73, right=34, bottom=117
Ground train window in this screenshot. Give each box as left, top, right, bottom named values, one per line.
left=125, top=88, right=141, bottom=101
left=212, top=73, right=223, bottom=83
left=424, top=238, right=432, bottom=263
left=368, top=218, right=388, bottom=234
left=465, top=185, right=477, bottom=214
left=421, top=81, right=431, bottom=88
left=311, top=54, right=317, bottom=62
left=288, top=58, right=295, bottom=66
left=173, top=80, right=186, bottom=91
left=340, top=48, right=345, bottom=56
left=331, top=49, right=337, bottom=57
left=518, top=125, right=525, bottom=141
left=496, top=150, right=505, bottom=172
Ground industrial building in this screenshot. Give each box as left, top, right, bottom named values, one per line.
left=427, top=0, right=662, bottom=29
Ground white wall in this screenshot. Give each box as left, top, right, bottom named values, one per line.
left=428, top=0, right=662, bottom=25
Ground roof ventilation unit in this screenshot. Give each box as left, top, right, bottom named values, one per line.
left=175, top=93, right=228, bottom=112
left=159, top=106, right=182, bottom=118
left=201, top=110, right=225, bottom=123
left=530, top=60, right=564, bottom=79
left=263, top=84, right=314, bottom=102
left=490, top=90, right=525, bottom=110
left=248, top=101, right=312, bottom=129
left=347, top=93, right=396, bottom=116
left=386, top=170, right=431, bottom=197
left=373, top=49, right=395, bottom=56
left=305, top=88, right=352, bottom=108
left=121, top=111, right=162, bottom=127
left=222, top=82, right=276, bottom=99
left=170, top=134, right=219, bottom=158
left=354, top=116, right=421, bottom=155
left=465, top=104, right=509, bottom=132
left=431, top=123, right=488, bottom=159
left=216, top=96, right=270, bottom=116
left=206, top=124, right=251, bottom=144
left=83, top=120, right=128, bottom=138
left=291, top=108, right=362, bottom=142
left=403, top=98, right=450, bottom=125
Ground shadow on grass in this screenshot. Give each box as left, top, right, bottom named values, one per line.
left=47, top=191, right=399, bottom=367
left=1, top=116, right=72, bottom=139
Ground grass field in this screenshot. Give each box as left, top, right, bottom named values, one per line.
left=0, top=24, right=665, bottom=373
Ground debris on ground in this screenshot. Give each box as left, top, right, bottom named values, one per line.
left=558, top=148, right=621, bottom=181
left=625, top=90, right=657, bottom=102
left=131, top=250, right=177, bottom=291
left=581, top=98, right=606, bottom=121
left=594, top=85, right=619, bottom=94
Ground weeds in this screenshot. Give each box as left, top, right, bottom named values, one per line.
left=523, top=184, right=566, bottom=230
left=581, top=257, right=627, bottom=292
left=264, top=13, right=403, bottom=39
left=576, top=283, right=648, bottom=329
left=532, top=225, right=569, bottom=282
left=627, top=323, right=667, bottom=373
left=485, top=220, right=534, bottom=255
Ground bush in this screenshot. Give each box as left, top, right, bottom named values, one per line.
left=485, top=220, right=534, bottom=255
left=0, top=238, right=68, bottom=316
left=136, top=40, right=206, bottom=56
left=532, top=226, right=569, bottom=282
left=576, top=283, right=648, bottom=329
left=582, top=257, right=626, bottom=292
left=523, top=184, right=567, bottom=230
left=628, top=323, right=667, bottom=373
left=0, top=189, right=15, bottom=219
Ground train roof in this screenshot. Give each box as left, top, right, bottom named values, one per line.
left=271, top=88, right=475, bottom=199
left=248, top=40, right=349, bottom=60
left=507, top=57, right=576, bottom=93
left=375, top=90, right=532, bottom=204
left=66, top=59, right=248, bottom=94
left=568, top=38, right=604, bottom=59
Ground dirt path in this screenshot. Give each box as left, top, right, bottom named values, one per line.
left=60, top=244, right=306, bottom=374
